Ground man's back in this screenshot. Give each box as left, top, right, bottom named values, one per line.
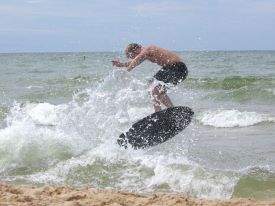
left=145, top=45, right=182, bottom=66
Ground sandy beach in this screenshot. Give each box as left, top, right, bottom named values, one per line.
left=0, top=184, right=274, bottom=206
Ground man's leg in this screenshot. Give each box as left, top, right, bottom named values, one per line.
left=151, top=86, right=174, bottom=112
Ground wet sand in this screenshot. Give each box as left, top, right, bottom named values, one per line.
left=0, top=184, right=274, bottom=206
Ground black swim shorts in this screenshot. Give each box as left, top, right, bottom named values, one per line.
left=154, top=62, right=188, bottom=85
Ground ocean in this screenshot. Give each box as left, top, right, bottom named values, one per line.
left=0, top=51, right=274, bottom=200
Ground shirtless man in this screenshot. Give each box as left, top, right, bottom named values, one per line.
left=112, top=43, right=188, bottom=112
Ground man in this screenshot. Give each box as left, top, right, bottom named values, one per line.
left=112, top=43, right=188, bottom=112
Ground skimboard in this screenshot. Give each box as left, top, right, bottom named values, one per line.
left=117, top=106, right=194, bottom=149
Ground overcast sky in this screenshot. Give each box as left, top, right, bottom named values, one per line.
left=0, top=0, right=275, bottom=52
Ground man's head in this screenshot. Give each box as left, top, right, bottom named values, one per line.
left=125, top=43, right=142, bottom=59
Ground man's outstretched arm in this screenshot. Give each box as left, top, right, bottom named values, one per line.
left=127, top=49, right=148, bottom=72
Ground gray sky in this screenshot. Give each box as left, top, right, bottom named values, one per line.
left=0, top=0, right=275, bottom=52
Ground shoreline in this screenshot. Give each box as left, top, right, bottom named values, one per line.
left=0, top=183, right=274, bottom=206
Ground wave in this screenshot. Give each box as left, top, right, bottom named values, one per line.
left=197, top=109, right=275, bottom=127
left=183, top=76, right=275, bottom=103
left=0, top=102, right=91, bottom=175
left=185, top=76, right=275, bottom=91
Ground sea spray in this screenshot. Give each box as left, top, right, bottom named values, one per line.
left=0, top=70, right=238, bottom=199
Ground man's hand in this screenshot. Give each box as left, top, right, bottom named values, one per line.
left=112, top=60, right=130, bottom=68
left=111, top=60, right=123, bottom=67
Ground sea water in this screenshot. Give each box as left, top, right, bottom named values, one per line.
left=0, top=51, right=274, bottom=200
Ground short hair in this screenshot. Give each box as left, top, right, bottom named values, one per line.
left=125, top=43, right=142, bottom=58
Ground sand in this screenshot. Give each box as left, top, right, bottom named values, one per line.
left=0, top=183, right=274, bottom=206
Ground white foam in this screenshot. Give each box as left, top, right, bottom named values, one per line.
left=197, top=109, right=275, bottom=128
left=265, top=88, right=275, bottom=95
left=26, top=85, right=43, bottom=89
left=0, top=101, right=93, bottom=174
left=26, top=103, right=67, bottom=125
left=24, top=146, right=237, bottom=199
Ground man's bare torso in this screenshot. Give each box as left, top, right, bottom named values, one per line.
left=145, top=45, right=181, bottom=66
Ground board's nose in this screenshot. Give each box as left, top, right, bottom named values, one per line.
left=187, top=107, right=194, bottom=117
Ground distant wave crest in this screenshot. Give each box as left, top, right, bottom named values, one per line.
left=197, top=109, right=275, bottom=127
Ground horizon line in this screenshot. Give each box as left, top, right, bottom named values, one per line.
left=1, top=49, right=275, bottom=55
